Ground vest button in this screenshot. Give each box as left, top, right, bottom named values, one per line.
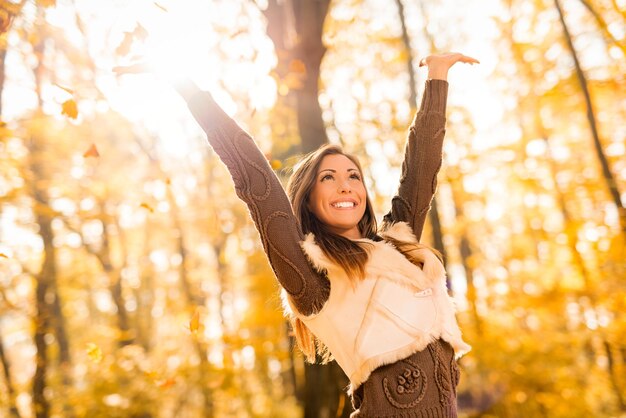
left=414, top=288, right=432, bottom=297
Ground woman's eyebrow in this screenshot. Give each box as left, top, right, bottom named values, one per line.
left=318, top=168, right=358, bottom=174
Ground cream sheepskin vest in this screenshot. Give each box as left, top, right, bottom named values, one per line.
left=283, top=222, right=471, bottom=391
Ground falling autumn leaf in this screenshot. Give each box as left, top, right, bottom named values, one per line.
left=0, top=253, right=9, bottom=258
left=0, top=8, right=14, bottom=34
left=83, top=143, right=100, bottom=158
left=158, top=377, right=176, bottom=389
left=37, top=0, right=56, bottom=7
left=229, top=28, right=246, bottom=39
left=134, top=23, right=148, bottom=41
left=153, top=2, right=168, bottom=12
left=86, top=343, right=102, bottom=363
left=189, top=309, right=200, bottom=333
left=116, top=31, right=134, bottom=56
left=61, top=99, right=78, bottom=119
left=270, top=160, right=282, bottom=170
left=140, top=202, right=154, bottom=213
left=54, top=83, right=74, bottom=95
left=144, top=370, right=159, bottom=380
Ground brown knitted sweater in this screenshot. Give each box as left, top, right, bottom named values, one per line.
left=179, top=79, right=460, bottom=417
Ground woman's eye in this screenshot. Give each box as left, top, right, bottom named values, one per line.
left=350, top=173, right=361, bottom=181
left=321, top=174, right=334, bottom=181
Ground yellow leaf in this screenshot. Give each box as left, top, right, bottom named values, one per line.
left=140, top=202, right=154, bottom=213
left=61, top=99, right=78, bottom=119
left=0, top=253, right=8, bottom=258
left=37, top=0, right=56, bottom=8
left=86, top=343, right=102, bottom=363
left=189, top=309, right=200, bottom=333
left=144, top=370, right=159, bottom=380
left=270, top=159, right=282, bottom=170
left=158, top=377, right=176, bottom=389
left=83, top=143, right=100, bottom=158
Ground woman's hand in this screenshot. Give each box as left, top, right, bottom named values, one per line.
left=112, top=62, right=199, bottom=102
left=418, top=52, right=479, bottom=81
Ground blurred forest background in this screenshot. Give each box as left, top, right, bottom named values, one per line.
left=0, top=0, right=624, bottom=417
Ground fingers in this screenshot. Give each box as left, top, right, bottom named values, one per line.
left=459, top=55, right=480, bottom=65
left=418, top=53, right=480, bottom=68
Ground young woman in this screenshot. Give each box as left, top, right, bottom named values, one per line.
left=172, top=52, right=477, bottom=417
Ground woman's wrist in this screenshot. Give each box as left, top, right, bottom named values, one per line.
left=173, top=78, right=200, bottom=102
left=427, top=66, right=449, bottom=81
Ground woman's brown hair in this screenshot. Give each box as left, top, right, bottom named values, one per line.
left=287, top=144, right=377, bottom=280
left=285, top=144, right=376, bottom=362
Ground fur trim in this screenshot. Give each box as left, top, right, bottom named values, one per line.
left=380, top=221, right=419, bottom=243
left=300, top=233, right=334, bottom=273
left=296, top=221, right=471, bottom=389
left=380, top=221, right=446, bottom=287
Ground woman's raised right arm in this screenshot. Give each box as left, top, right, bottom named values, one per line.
left=176, top=80, right=329, bottom=316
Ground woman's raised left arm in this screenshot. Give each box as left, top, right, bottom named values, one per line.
left=381, top=53, right=479, bottom=240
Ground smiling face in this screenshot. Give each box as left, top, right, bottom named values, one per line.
left=307, top=154, right=368, bottom=240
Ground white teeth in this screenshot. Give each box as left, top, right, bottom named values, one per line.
left=333, top=201, right=355, bottom=208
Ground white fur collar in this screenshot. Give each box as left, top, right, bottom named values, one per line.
left=300, top=221, right=445, bottom=283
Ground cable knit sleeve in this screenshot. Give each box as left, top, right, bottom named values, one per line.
left=381, top=79, right=448, bottom=240
left=180, top=84, right=329, bottom=316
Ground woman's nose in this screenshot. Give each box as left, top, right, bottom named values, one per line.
left=338, top=181, right=352, bottom=193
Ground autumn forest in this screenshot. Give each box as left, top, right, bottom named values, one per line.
left=0, top=0, right=624, bottom=417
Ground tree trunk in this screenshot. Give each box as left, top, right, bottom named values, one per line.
left=409, top=0, right=448, bottom=272
left=96, top=203, right=134, bottom=347
left=162, top=180, right=214, bottom=416
left=262, top=0, right=331, bottom=155
left=292, top=1, right=331, bottom=153
left=30, top=177, right=53, bottom=418
left=0, top=49, right=5, bottom=117
left=0, top=18, right=21, bottom=418
left=446, top=173, right=483, bottom=336
left=554, top=0, right=626, bottom=236
left=603, top=340, right=626, bottom=411
left=29, top=13, right=74, bottom=418
left=0, top=333, right=21, bottom=418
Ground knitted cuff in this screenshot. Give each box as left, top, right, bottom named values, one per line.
left=419, top=79, right=449, bottom=114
